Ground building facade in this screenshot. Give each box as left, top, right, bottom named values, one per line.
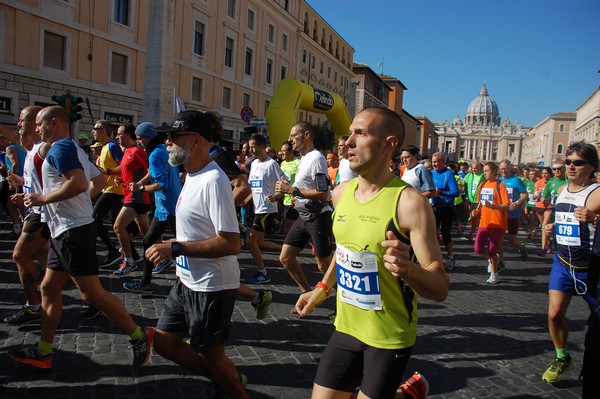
left=434, top=83, right=529, bottom=164
left=573, top=86, right=600, bottom=152
left=0, top=0, right=354, bottom=146
left=521, top=112, right=576, bottom=166
left=415, top=115, right=438, bottom=158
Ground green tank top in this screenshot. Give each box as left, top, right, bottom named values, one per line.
left=332, top=176, right=418, bottom=349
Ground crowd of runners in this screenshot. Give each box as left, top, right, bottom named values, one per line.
left=1, top=104, right=598, bottom=398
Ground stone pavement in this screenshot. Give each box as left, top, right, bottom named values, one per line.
left=0, top=217, right=590, bottom=398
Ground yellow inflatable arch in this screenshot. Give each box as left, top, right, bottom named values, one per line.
left=265, top=78, right=352, bottom=147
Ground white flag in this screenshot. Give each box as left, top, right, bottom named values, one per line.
left=173, top=88, right=185, bottom=115
left=377, top=58, right=384, bottom=67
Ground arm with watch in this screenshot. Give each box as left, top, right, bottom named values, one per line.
left=275, top=174, right=330, bottom=202
left=145, top=231, right=241, bottom=265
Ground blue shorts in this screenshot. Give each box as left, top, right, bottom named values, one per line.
left=548, top=254, right=591, bottom=300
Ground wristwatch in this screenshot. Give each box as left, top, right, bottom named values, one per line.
left=292, top=187, right=300, bottom=197
left=171, top=242, right=181, bottom=258
left=139, top=183, right=145, bottom=192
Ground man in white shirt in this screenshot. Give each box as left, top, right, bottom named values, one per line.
left=146, top=110, right=248, bottom=398
left=245, top=133, right=284, bottom=284
left=400, top=145, right=435, bottom=198
left=276, top=122, right=334, bottom=293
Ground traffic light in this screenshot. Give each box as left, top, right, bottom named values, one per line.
left=68, top=93, right=83, bottom=122
left=51, top=93, right=67, bottom=108
left=51, top=91, right=83, bottom=122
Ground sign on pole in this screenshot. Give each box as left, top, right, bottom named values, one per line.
left=240, top=106, right=254, bottom=123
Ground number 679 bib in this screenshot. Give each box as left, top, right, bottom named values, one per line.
left=335, top=244, right=381, bottom=310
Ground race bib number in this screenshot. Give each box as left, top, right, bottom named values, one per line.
left=176, top=255, right=190, bottom=271
left=471, top=181, right=479, bottom=194
left=527, top=189, right=536, bottom=206
left=506, top=187, right=514, bottom=200
left=555, top=211, right=581, bottom=246
left=335, top=244, right=381, bottom=310
left=249, top=179, right=263, bottom=193
left=480, top=187, right=494, bottom=204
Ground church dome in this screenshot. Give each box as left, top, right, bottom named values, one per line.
left=465, top=83, right=500, bottom=126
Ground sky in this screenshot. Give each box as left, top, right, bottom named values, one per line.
left=306, top=0, right=600, bottom=127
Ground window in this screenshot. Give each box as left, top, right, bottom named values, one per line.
left=247, top=9, right=255, bottom=31
left=268, top=24, right=275, bottom=43
left=265, top=100, right=271, bottom=114
left=327, top=66, right=331, bottom=79
left=244, top=48, right=253, bottom=75
left=281, top=65, right=287, bottom=80
left=243, top=93, right=251, bottom=108
left=302, top=49, right=307, bottom=64
left=111, top=52, right=128, bottom=84
left=194, top=22, right=205, bottom=56
left=114, top=0, right=130, bottom=25
left=224, top=37, right=234, bottom=68
left=284, top=0, right=290, bottom=11
left=222, top=86, right=232, bottom=109
left=334, top=71, right=337, bottom=83
left=192, top=77, right=203, bottom=102
left=227, top=0, right=236, bottom=19
left=266, top=58, right=273, bottom=84
left=559, top=124, right=565, bottom=132
left=557, top=144, right=563, bottom=154
left=320, top=61, right=323, bottom=74
left=311, top=55, right=315, bottom=69
left=43, top=31, right=66, bottom=70
left=282, top=33, right=288, bottom=52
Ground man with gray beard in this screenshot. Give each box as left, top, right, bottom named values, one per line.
left=146, top=110, right=248, bottom=398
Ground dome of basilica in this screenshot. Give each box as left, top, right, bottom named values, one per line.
left=465, top=82, right=500, bottom=127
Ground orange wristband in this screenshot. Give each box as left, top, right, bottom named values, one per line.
left=315, top=281, right=331, bottom=297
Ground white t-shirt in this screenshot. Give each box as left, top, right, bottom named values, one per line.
left=42, top=138, right=99, bottom=237
left=249, top=157, right=283, bottom=214
left=337, top=158, right=357, bottom=183
left=293, top=149, right=332, bottom=213
left=174, top=161, right=241, bottom=292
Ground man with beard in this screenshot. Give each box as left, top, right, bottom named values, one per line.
left=146, top=110, right=248, bottom=398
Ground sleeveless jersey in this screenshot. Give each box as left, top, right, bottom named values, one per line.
left=23, top=141, right=45, bottom=215
left=554, top=183, right=599, bottom=267
left=332, top=176, right=418, bottom=350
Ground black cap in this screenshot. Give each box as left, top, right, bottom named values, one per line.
left=153, top=110, right=217, bottom=142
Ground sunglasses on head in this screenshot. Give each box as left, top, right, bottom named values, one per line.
left=564, top=159, right=588, bottom=167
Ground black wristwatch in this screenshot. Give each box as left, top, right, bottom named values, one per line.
left=171, top=242, right=181, bottom=258
left=292, top=187, right=300, bottom=197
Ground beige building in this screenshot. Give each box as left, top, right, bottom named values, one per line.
left=414, top=116, right=438, bottom=158
left=521, top=112, right=576, bottom=166
left=573, top=86, right=600, bottom=152
left=296, top=2, right=354, bottom=127
left=0, top=0, right=354, bottom=145
left=435, top=83, right=530, bottom=164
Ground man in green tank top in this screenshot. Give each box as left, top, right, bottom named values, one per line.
left=295, top=107, right=449, bottom=399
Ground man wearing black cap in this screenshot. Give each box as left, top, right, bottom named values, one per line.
left=145, top=110, right=248, bottom=398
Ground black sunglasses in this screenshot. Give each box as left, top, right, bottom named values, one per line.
left=166, top=131, right=196, bottom=141
left=564, top=159, right=588, bottom=167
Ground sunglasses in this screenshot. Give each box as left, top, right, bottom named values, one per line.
left=166, top=132, right=196, bottom=141
left=564, top=159, right=588, bottom=167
